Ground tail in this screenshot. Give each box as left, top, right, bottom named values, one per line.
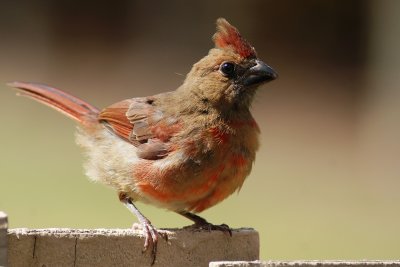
left=7, top=81, right=100, bottom=125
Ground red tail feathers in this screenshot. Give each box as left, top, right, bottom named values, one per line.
left=8, top=82, right=100, bottom=125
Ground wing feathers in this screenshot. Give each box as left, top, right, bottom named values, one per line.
left=99, top=97, right=181, bottom=160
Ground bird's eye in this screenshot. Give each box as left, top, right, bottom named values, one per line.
left=219, top=62, right=236, bottom=77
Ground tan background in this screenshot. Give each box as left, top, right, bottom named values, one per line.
left=1, top=0, right=399, bottom=260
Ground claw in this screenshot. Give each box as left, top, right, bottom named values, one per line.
left=178, top=211, right=233, bottom=237
left=194, top=222, right=232, bottom=237
left=139, top=221, right=159, bottom=264
left=212, top=223, right=232, bottom=237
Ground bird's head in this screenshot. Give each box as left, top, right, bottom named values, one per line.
left=181, top=18, right=277, bottom=111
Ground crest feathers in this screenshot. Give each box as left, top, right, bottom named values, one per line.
left=213, top=18, right=256, bottom=59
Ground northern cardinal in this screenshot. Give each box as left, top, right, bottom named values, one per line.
left=8, top=18, right=276, bottom=264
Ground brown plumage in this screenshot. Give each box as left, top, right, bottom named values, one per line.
left=8, top=18, right=277, bottom=264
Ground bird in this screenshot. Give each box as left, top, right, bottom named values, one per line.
left=8, top=18, right=277, bottom=264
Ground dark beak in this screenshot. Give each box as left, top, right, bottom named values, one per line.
left=242, top=60, right=277, bottom=86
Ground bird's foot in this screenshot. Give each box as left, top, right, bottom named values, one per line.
left=184, top=221, right=232, bottom=237
left=178, top=211, right=232, bottom=237
left=122, top=195, right=168, bottom=265
left=132, top=221, right=167, bottom=265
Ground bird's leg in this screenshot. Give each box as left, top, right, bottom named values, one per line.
left=178, top=211, right=232, bottom=236
left=119, top=193, right=160, bottom=265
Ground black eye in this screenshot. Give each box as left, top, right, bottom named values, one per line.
left=219, top=62, right=236, bottom=77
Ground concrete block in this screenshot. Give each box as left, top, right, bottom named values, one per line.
left=8, top=227, right=259, bottom=267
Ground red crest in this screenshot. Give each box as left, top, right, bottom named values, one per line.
left=213, top=18, right=257, bottom=59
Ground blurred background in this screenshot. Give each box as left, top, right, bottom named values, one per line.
left=0, top=0, right=399, bottom=260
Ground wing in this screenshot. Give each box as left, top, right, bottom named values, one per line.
left=98, top=99, right=133, bottom=141
left=98, top=96, right=180, bottom=160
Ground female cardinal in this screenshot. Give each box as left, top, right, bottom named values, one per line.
left=8, top=18, right=276, bottom=264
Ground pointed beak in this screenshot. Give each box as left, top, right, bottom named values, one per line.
left=242, top=60, right=277, bottom=86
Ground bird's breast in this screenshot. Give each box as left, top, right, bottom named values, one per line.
left=131, top=117, right=260, bottom=212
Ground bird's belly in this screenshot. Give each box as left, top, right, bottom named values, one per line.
left=77, top=126, right=256, bottom=213
left=132, top=150, right=253, bottom=212
left=185, top=153, right=253, bottom=212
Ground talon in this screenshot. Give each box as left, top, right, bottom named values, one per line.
left=140, top=222, right=159, bottom=265
left=185, top=221, right=233, bottom=236
left=204, top=223, right=232, bottom=236
left=178, top=211, right=233, bottom=237
left=218, top=223, right=232, bottom=237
